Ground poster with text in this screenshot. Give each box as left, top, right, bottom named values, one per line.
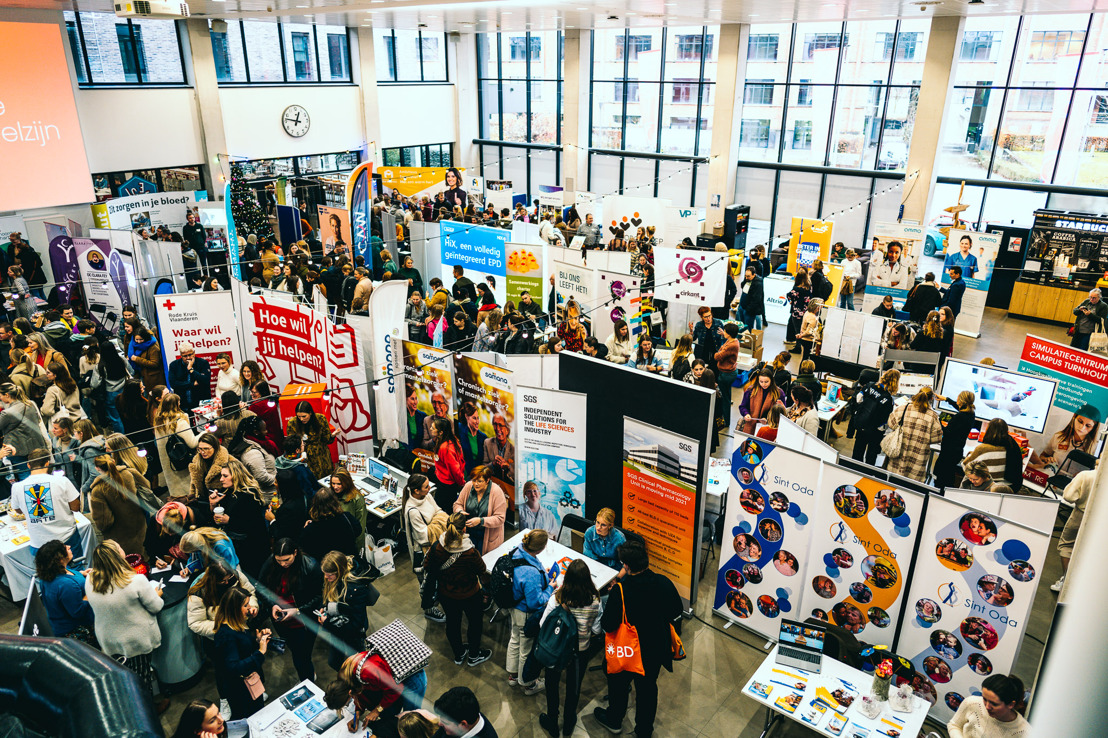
left=787, top=217, right=834, bottom=272
left=517, top=386, right=587, bottom=539
left=485, top=180, right=515, bottom=211
left=622, top=417, right=700, bottom=602
left=234, top=281, right=373, bottom=454
left=537, top=185, right=564, bottom=208
left=603, top=195, right=669, bottom=248
left=801, top=464, right=924, bottom=642
left=942, top=230, right=1001, bottom=336
left=48, top=235, right=130, bottom=333
left=595, top=271, right=641, bottom=343
left=554, top=259, right=595, bottom=316
left=94, top=191, right=208, bottom=232
left=713, top=435, right=819, bottom=639
left=346, top=280, right=409, bottom=443
left=862, top=222, right=926, bottom=313
left=653, top=246, right=728, bottom=306
left=454, top=355, right=516, bottom=509
left=379, top=166, right=467, bottom=203
left=1016, top=335, right=1108, bottom=483
left=155, top=291, right=242, bottom=399
left=897, top=495, right=1049, bottom=721
left=440, top=220, right=509, bottom=305
left=506, top=242, right=544, bottom=309
left=399, top=341, right=455, bottom=469
left=317, top=206, right=352, bottom=257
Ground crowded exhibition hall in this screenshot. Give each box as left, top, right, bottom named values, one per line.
left=3, top=0, right=1107, bottom=735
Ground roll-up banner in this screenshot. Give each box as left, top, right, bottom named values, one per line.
left=622, top=417, right=700, bottom=602
left=801, top=464, right=924, bottom=641
left=440, top=220, right=510, bottom=305
left=516, top=386, right=587, bottom=538
left=232, top=280, right=373, bottom=454
left=346, top=162, right=373, bottom=263
left=862, top=222, right=925, bottom=313
left=506, top=242, right=544, bottom=310
left=1015, top=334, right=1108, bottom=486
left=594, top=271, right=641, bottom=343
left=398, top=341, right=455, bottom=468
left=154, top=291, right=242, bottom=397
left=942, top=229, right=1001, bottom=337
left=602, top=195, right=669, bottom=248
left=317, top=206, right=352, bottom=258
left=554, top=259, right=595, bottom=315
left=653, top=246, right=728, bottom=306
left=345, top=280, right=409, bottom=443
left=896, top=495, right=1050, bottom=721
left=48, top=234, right=129, bottom=334
left=787, top=217, right=834, bottom=271
left=714, top=436, right=819, bottom=640
left=454, top=355, right=516, bottom=509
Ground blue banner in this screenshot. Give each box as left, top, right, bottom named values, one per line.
left=347, top=163, right=372, bottom=263
left=225, top=182, right=240, bottom=281
left=440, top=220, right=508, bottom=275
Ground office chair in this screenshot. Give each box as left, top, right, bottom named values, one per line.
left=556, top=513, right=593, bottom=552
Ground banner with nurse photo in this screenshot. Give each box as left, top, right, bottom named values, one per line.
left=896, top=495, right=1050, bottom=722
left=440, top=220, right=509, bottom=305
left=516, top=386, right=587, bottom=539
left=397, top=341, right=455, bottom=469
left=622, top=417, right=700, bottom=602
left=802, top=464, right=924, bottom=642
left=316, top=206, right=352, bottom=257
left=1016, top=335, right=1108, bottom=486
left=713, top=434, right=820, bottom=640
left=861, top=222, right=926, bottom=313
left=942, top=230, right=1001, bottom=337
left=453, top=355, right=516, bottom=511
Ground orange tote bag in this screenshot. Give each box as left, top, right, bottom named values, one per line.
left=604, top=583, right=645, bottom=675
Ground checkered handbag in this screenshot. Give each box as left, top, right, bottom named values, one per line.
left=365, top=619, right=432, bottom=684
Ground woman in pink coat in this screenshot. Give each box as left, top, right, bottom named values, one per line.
left=452, top=465, right=507, bottom=555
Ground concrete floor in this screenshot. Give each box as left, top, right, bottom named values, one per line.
left=0, top=308, right=1070, bottom=738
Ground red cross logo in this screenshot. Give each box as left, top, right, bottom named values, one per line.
left=162, top=298, right=176, bottom=311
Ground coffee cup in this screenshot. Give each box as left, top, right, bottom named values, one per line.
left=214, top=506, right=225, bottom=517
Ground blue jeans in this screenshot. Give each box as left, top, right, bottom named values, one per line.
left=399, top=670, right=427, bottom=712
left=104, top=388, right=125, bottom=434
left=29, top=528, right=84, bottom=560
left=739, top=309, right=762, bottom=330
left=839, top=293, right=855, bottom=310
left=8, top=454, right=28, bottom=481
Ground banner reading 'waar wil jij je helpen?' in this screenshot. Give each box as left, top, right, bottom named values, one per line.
left=516, top=386, right=587, bottom=539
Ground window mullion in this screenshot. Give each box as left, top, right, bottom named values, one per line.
left=77, top=14, right=94, bottom=85
left=1048, top=13, right=1094, bottom=185
left=128, top=20, right=144, bottom=84
left=241, top=22, right=252, bottom=83
left=277, top=22, right=289, bottom=83
left=418, top=31, right=425, bottom=82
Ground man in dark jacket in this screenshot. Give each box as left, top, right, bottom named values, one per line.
left=1071, top=288, right=1108, bottom=351
left=182, top=210, right=209, bottom=270
left=435, top=686, right=499, bottom=737
left=941, top=266, right=966, bottom=317
left=689, top=306, right=726, bottom=372
left=167, top=341, right=212, bottom=408
left=451, top=266, right=478, bottom=304
left=903, top=274, right=942, bottom=324
left=871, top=295, right=897, bottom=318
left=594, top=541, right=682, bottom=738
left=739, top=267, right=765, bottom=329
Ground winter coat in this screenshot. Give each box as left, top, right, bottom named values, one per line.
left=285, top=414, right=334, bottom=480
left=190, top=445, right=231, bottom=499
left=89, top=469, right=147, bottom=557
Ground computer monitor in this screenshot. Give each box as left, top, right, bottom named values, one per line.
left=366, top=458, right=388, bottom=484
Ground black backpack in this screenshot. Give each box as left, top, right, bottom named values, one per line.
left=534, top=605, right=578, bottom=670
left=488, top=548, right=541, bottom=609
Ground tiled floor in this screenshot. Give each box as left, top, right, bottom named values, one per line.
left=0, top=308, right=1069, bottom=737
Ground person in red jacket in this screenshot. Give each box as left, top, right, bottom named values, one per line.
left=430, top=417, right=465, bottom=511
left=324, top=650, right=428, bottom=737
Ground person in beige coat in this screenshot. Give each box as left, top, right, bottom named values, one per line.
left=190, top=433, right=230, bottom=500
left=40, top=362, right=84, bottom=423
left=155, top=393, right=198, bottom=500
left=89, top=456, right=147, bottom=557
left=885, top=388, right=944, bottom=482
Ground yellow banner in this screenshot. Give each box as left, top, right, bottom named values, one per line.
left=787, top=217, right=834, bottom=272
left=378, top=166, right=466, bottom=198
left=89, top=202, right=110, bottom=229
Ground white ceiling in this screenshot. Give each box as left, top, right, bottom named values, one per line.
left=15, top=0, right=1108, bottom=32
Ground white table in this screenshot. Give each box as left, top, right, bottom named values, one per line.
left=744, top=645, right=929, bottom=738
left=706, top=459, right=730, bottom=516
left=816, top=399, right=849, bottom=441
left=482, top=529, right=620, bottom=591
left=0, top=512, right=95, bottom=602
left=320, top=473, right=404, bottom=519
left=247, top=679, right=357, bottom=738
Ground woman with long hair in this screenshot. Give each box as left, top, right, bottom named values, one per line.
left=330, top=468, right=368, bottom=551
left=85, top=541, right=167, bottom=711
left=739, top=368, right=783, bottom=435
left=171, top=698, right=227, bottom=738
left=246, top=380, right=285, bottom=455
left=934, top=390, right=978, bottom=491
left=156, top=393, right=198, bottom=499
left=97, top=338, right=129, bottom=434
left=25, top=331, right=66, bottom=370
left=430, top=416, right=465, bottom=511
left=424, top=512, right=491, bottom=667
left=757, top=403, right=784, bottom=441
left=786, top=385, right=820, bottom=434
left=1030, top=404, right=1100, bottom=471
left=286, top=400, right=334, bottom=479
left=473, top=308, right=503, bottom=353
left=89, top=455, right=147, bottom=556
left=213, top=458, right=270, bottom=577
left=786, top=271, right=813, bottom=350
left=770, top=350, right=793, bottom=396
left=947, top=673, right=1029, bottom=737
left=537, top=559, right=603, bottom=737
left=669, top=333, right=694, bottom=381
left=318, top=551, right=380, bottom=670
left=605, top=319, right=633, bottom=365
left=301, top=487, right=362, bottom=561
left=452, top=465, right=507, bottom=556
left=557, top=302, right=587, bottom=354
left=8, top=265, right=36, bottom=320
left=402, top=474, right=448, bottom=621
left=190, top=432, right=231, bottom=500
left=7, top=343, right=44, bottom=398
left=238, top=360, right=263, bottom=405
left=180, top=526, right=241, bottom=576
left=105, top=431, right=152, bottom=494
left=886, top=387, right=944, bottom=482
left=228, top=415, right=278, bottom=504
left=41, top=361, right=82, bottom=423
left=797, top=299, right=822, bottom=362
left=49, top=415, right=80, bottom=484
left=212, top=586, right=271, bottom=719
left=258, top=538, right=322, bottom=682
left=127, top=326, right=162, bottom=390
left=962, top=417, right=1024, bottom=490
left=0, top=382, right=47, bottom=479
left=633, top=334, right=664, bottom=373
left=910, top=310, right=945, bottom=359
left=34, top=539, right=95, bottom=643
left=187, top=557, right=256, bottom=641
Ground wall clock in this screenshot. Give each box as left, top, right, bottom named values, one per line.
left=282, top=105, right=310, bottom=137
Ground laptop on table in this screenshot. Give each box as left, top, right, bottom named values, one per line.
left=775, top=618, right=826, bottom=673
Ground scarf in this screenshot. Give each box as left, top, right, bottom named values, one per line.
left=128, top=336, right=156, bottom=369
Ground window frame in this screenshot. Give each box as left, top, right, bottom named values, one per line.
left=381, top=143, right=454, bottom=168
left=210, top=20, right=353, bottom=85
left=67, top=12, right=187, bottom=88
left=375, top=29, right=450, bottom=83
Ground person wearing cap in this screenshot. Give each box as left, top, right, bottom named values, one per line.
left=144, top=500, right=196, bottom=568
left=168, top=342, right=212, bottom=409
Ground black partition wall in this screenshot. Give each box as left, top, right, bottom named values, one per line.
left=558, top=352, right=715, bottom=609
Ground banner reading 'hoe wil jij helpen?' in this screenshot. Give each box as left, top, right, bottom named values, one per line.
left=399, top=341, right=455, bottom=471
left=622, top=417, right=700, bottom=602
left=896, top=495, right=1049, bottom=722
left=714, top=435, right=819, bottom=640
left=453, top=355, right=516, bottom=509
left=516, top=386, right=587, bottom=539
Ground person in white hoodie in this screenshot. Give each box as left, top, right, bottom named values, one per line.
left=839, top=248, right=864, bottom=310
left=604, top=319, right=634, bottom=365
left=403, top=473, right=448, bottom=623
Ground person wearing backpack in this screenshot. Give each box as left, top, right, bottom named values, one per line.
left=423, top=512, right=491, bottom=668
left=505, top=529, right=554, bottom=695
left=537, top=559, right=603, bottom=737
left=850, top=369, right=900, bottom=467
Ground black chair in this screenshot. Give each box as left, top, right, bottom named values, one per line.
left=556, top=513, right=593, bottom=552
left=619, top=527, right=647, bottom=549
left=700, top=512, right=719, bottom=579
left=1046, top=450, right=1096, bottom=497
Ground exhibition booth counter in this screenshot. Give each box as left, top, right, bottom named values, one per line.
left=1008, top=280, right=1093, bottom=324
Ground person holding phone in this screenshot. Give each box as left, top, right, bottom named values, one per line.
left=257, top=538, right=323, bottom=683
left=213, top=586, right=271, bottom=719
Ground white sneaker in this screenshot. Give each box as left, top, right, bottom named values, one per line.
left=220, top=699, right=231, bottom=719
left=522, top=678, right=546, bottom=696
left=1051, top=575, right=1065, bottom=592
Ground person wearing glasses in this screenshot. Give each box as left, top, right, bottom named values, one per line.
left=482, top=413, right=515, bottom=485
left=168, top=342, right=212, bottom=409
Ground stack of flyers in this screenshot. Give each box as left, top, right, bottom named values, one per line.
left=847, top=724, right=871, bottom=738
left=747, top=681, right=773, bottom=700
left=814, top=678, right=859, bottom=714
left=877, top=717, right=905, bottom=737
left=800, top=700, right=827, bottom=726
left=826, top=714, right=848, bottom=736
left=774, top=691, right=803, bottom=714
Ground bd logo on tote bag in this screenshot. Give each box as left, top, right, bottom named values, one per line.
left=604, top=583, right=645, bottom=676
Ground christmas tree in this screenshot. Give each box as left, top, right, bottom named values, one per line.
left=229, top=162, right=274, bottom=242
